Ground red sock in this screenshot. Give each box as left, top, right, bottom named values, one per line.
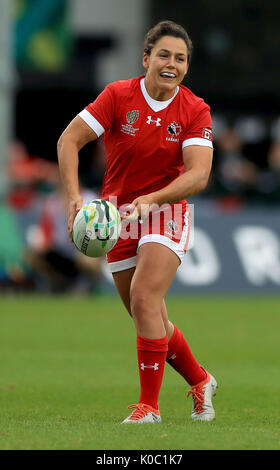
left=166, top=325, right=206, bottom=386
left=137, top=335, right=168, bottom=410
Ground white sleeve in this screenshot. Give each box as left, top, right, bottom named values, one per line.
left=182, top=137, right=213, bottom=149
left=78, top=109, right=105, bottom=137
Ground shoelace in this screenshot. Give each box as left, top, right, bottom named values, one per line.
left=127, top=403, right=152, bottom=420
left=187, top=385, right=205, bottom=414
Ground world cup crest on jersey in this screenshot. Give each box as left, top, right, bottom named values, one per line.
left=126, top=110, right=139, bottom=124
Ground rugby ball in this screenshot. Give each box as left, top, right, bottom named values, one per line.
left=72, top=199, right=121, bottom=257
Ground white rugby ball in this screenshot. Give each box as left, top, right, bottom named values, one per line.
left=72, top=199, right=121, bottom=257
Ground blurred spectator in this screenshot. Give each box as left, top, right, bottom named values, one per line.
left=1, top=141, right=61, bottom=292
left=4, top=140, right=106, bottom=294
left=7, top=140, right=59, bottom=211
left=24, top=186, right=103, bottom=294
left=215, top=127, right=259, bottom=194
left=235, top=116, right=267, bottom=145
left=268, top=142, right=280, bottom=171
left=256, top=141, right=280, bottom=199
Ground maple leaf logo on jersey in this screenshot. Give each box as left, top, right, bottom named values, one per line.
left=126, top=110, right=139, bottom=124
left=167, top=122, right=182, bottom=137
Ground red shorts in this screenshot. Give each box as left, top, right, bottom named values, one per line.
left=107, top=201, right=191, bottom=273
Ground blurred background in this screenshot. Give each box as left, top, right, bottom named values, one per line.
left=1, top=0, right=280, bottom=295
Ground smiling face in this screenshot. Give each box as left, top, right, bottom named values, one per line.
left=143, top=35, right=189, bottom=101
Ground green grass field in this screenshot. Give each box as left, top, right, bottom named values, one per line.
left=0, top=294, right=279, bottom=450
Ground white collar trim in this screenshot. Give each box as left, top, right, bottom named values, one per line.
left=140, top=78, right=179, bottom=112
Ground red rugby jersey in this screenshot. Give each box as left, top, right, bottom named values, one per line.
left=79, top=76, right=213, bottom=207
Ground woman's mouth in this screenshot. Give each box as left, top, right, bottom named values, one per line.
left=160, top=72, right=176, bottom=80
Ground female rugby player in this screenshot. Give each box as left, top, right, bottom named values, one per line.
left=57, top=21, right=217, bottom=423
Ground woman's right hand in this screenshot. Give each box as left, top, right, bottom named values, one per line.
left=67, top=194, right=83, bottom=242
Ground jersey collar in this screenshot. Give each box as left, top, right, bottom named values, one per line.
left=140, top=78, right=179, bottom=113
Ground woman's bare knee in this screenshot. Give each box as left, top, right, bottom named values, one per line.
left=130, top=284, right=160, bottom=322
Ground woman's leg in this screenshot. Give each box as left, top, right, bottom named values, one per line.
left=113, top=266, right=174, bottom=339
left=112, top=267, right=135, bottom=316
left=112, top=245, right=216, bottom=422
left=122, top=243, right=179, bottom=414
left=129, top=243, right=179, bottom=338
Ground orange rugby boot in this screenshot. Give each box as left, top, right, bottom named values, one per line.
left=187, top=367, right=218, bottom=421
left=121, top=403, right=162, bottom=424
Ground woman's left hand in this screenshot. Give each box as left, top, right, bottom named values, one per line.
left=121, top=193, right=159, bottom=221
